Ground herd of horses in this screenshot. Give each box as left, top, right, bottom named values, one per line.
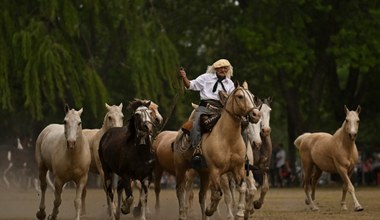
left=0, top=82, right=364, bottom=220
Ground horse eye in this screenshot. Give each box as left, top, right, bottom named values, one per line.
left=108, top=116, right=112, bottom=120
left=237, top=95, right=244, bottom=99
left=63, top=120, right=67, bottom=125
left=78, top=122, right=82, bottom=126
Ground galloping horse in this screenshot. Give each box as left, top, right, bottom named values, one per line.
left=173, top=82, right=260, bottom=220
left=294, top=105, right=363, bottom=212
left=35, top=105, right=91, bottom=220
left=82, top=103, right=124, bottom=183
left=252, top=97, right=273, bottom=209
left=152, top=107, right=197, bottom=213
left=220, top=96, right=272, bottom=218
left=98, top=99, right=161, bottom=220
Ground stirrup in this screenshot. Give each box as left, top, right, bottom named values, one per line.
left=190, top=143, right=207, bottom=170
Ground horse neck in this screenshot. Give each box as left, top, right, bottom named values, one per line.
left=333, top=126, right=356, bottom=151
left=213, top=110, right=242, bottom=140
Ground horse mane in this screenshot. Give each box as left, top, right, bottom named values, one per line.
left=128, top=98, right=150, bottom=111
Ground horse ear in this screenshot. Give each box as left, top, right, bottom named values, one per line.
left=145, top=101, right=151, bottom=108
left=119, top=103, right=123, bottom=109
left=191, top=103, right=199, bottom=109
left=234, top=81, right=240, bottom=88
left=78, top=108, right=83, bottom=116
left=267, top=96, right=273, bottom=104
left=356, top=105, right=361, bottom=114
left=242, top=81, right=248, bottom=89
left=344, top=105, right=349, bottom=114
left=219, top=91, right=228, bottom=105
left=65, top=104, right=70, bottom=114
left=105, top=103, right=110, bottom=109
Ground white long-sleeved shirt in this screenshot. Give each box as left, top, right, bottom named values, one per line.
left=189, top=73, right=235, bottom=101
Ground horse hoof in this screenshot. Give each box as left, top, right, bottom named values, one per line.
left=253, top=201, right=262, bottom=209
left=132, top=206, right=142, bottom=217
left=311, top=207, right=319, bottom=211
left=355, top=206, right=364, bottom=212
left=236, top=210, right=245, bottom=218
left=47, top=214, right=56, bottom=220
left=36, top=210, right=46, bottom=220
left=205, top=208, right=214, bottom=217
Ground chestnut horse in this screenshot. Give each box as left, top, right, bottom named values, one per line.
left=35, top=105, right=91, bottom=220
left=294, top=105, right=363, bottom=212
left=173, top=82, right=260, bottom=220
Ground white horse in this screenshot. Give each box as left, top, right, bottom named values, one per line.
left=35, top=105, right=91, bottom=220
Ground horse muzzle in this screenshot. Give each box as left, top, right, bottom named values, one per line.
left=248, top=108, right=261, bottom=124
left=261, top=127, right=271, bottom=136
left=349, top=132, right=357, bottom=140
left=67, top=140, right=76, bottom=149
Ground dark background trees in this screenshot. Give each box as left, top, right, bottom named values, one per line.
left=1, top=0, right=379, bottom=171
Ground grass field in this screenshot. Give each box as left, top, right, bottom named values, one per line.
left=0, top=185, right=379, bottom=219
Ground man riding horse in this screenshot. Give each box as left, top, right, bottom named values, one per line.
left=179, top=59, right=235, bottom=166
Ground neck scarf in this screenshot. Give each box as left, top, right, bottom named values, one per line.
left=212, top=76, right=226, bottom=92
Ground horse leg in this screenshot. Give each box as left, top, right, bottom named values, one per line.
left=154, top=165, right=163, bottom=210
left=302, top=163, right=319, bottom=211
left=138, top=180, right=149, bottom=220
left=198, top=170, right=210, bottom=220
left=103, top=172, right=116, bottom=220
left=74, top=176, right=88, bottom=220
left=245, top=171, right=257, bottom=216
left=236, top=177, right=247, bottom=218
left=184, top=169, right=196, bottom=216
left=49, top=179, right=64, bottom=220
left=175, top=167, right=187, bottom=220
left=205, top=171, right=222, bottom=217
left=81, top=185, right=87, bottom=218
left=254, top=172, right=268, bottom=209
left=337, top=167, right=363, bottom=212
left=36, top=168, right=47, bottom=220
left=310, top=167, right=322, bottom=202
left=220, top=174, right=234, bottom=220
left=228, top=173, right=237, bottom=210
left=120, top=178, right=134, bottom=216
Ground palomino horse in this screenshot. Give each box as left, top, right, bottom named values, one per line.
left=173, top=82, right=260, bottom=220
left=82, top=103, right=124, bottom=183
left=98, top=99, right=161, bottom=220
left=294, top=105, right=363, bottom=212
left=35, top=105, right=91, bottom=220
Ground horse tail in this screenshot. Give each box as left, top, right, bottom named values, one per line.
left=294, top=133, right=311, bottom=149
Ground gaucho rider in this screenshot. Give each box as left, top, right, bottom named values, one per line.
left=179, top=59, right=235, bottom=156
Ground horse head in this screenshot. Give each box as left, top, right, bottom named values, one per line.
left=104, top=103, right=124, bottom=129
left=259, top=97, right=272, bottom=137
left=128, top=99, right=156, bottom=143
left=63, top=104, right=83, bottom=149
left=148, top=101, right=163, bottom=127
left=344, top=105, right=361, bottom=141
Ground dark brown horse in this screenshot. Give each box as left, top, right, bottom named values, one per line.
left=98, top=99, right=160, bottom=220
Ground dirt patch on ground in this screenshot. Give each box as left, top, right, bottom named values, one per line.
left=0, top=186, right=379, bottom=220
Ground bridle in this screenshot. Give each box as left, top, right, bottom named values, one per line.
left=134, top=106, right=156, bottom=145
left=223, top=86, right=256, bottom=121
